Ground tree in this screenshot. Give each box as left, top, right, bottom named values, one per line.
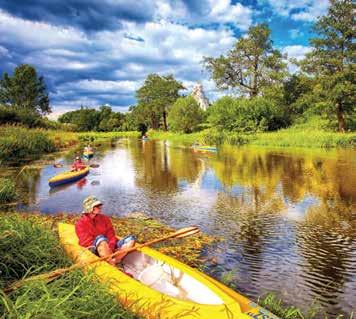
left=0, top=64, right=50, bottom=114
left=167, top=96, right=204, bottom=133
left=300, top=0, right=355, bottom=132
left=204, top=24, right=287, bottom=98
left=136, top=74, right=185, bottom=130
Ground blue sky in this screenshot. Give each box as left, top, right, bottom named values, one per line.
left=0, top=0, right=328, bottom=118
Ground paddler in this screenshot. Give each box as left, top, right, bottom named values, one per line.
left=75, top=196, right=136, bottom=265
left=71, top=156, right=86, bottom=171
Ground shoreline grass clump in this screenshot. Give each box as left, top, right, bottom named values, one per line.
left=0, top=213, right=140, bottom=319
left=0, top=178, right=17, bottom=203
left=0, top=126, right=56, bottom=165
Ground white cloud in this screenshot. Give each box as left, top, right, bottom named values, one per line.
left=0, top=9, right=88, bottom=49
left=60, top=79, right=138, bottom=93
left=282, top=45, right=312, bottom=72
left=154, top=0, right=252, bottom=30
left=265, top=0, right=329, bottom=21
left=207, top=0, right=252, bottom=29
left=291, top=0, right=329, bottom=22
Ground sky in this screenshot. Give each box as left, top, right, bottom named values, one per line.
left=0, top=0, right=329, bottom=118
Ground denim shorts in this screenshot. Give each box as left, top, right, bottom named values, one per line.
left=90, top=234, right=136, bottom=255
left=116, top=235, right=136, bottom=248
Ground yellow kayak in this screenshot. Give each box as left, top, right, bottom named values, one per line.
left=58, top=223, right=279, bottom=319
left=48, top=166, right=89, bottom=187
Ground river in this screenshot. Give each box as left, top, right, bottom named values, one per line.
left=4, top=139, right=356, bottom=317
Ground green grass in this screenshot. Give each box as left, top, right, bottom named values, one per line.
left=0, top=178, right=17, bottom=203
left=0, top=126, right=56, bottom=165
left=148, top=128, right=356, bottom=148
left=258, top=293, right=354, bottom=319
left=0, top=213, right=139, bottom=319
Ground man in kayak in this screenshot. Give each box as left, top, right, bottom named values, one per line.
left=75, top=195, right=136, bottom=265
left=72, top=156, right=86, bottom=171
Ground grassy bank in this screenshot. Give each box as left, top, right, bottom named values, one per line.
left=0, top=213, right=139, bottom=319
left=1, top=212, right=351, bottom=319
left=0, top=125, right=140, bottom=165
left=148, top=128, right=356, bottom=148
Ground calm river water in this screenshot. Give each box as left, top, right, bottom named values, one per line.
left=7, top=139, right=356, bottom=317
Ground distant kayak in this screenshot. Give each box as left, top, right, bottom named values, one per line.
left=48, top=166, right=89, bottom=187
left=83, top=150, right=94, bottom=159
left=192, top=145, right=217, bottom=152
left=58, top=223, right=279, bottom=319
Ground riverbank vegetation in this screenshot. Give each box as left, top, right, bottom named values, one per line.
left=0, top=125, right=140, bottom=165
left=148, top=126, right=356, bottom=148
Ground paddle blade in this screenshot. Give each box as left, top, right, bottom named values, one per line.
left=90, top=164, right=100, bottom=168
left=172, top=226, right=200, bottom=238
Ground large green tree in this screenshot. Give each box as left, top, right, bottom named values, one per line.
left=300, top=0, right=355, bottom=132
left=204, top=24, right=287, bottom=98
left=136, top=74, right=185, bottom=130
left=168, top=96, right=204, bottom=133
left=0, top=64, right=50, bottom=114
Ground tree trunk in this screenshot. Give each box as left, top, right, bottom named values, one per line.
left=163, top=110, right=168, bottom=131
left=336, top=103, right=346, bottom=132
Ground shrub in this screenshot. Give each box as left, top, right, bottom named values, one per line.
left=168, top=96, right=204, bottom=133
left=208, top=96, right=288, bottom=132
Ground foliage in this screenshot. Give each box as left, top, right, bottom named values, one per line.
left=0, top=105, right=45, bottom=128
left=208, top=96, right=287, bottom=132
left=0, top=64, right=50, bottom=115
left=0, top=178, right=17, bottom=203
left=167, top=96, right=204, bottom=133
left=0, top=126, right=56, bottom=165
left=58, top=105, right=127, bottom=132
left=136, top=74, right=185, bottom=130
left=204, top=24, right=287, bottom=97
left=300, top=0, right=355, bottom=132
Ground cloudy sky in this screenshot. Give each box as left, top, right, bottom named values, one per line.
left=0, top=0, right=328, bottom=118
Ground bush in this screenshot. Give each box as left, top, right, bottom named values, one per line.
left=0, top=105, right=44, bottom=128
left=208, top=96, right=288, bottom=132
left=168, top=96, right=204, bottom=133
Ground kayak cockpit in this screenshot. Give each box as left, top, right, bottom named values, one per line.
left=121, top=251, right=224, bottom=305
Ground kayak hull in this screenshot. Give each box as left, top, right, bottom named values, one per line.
left=58, top=223, right=279, bottom=319
left=48, top=167, right=89, bottom=187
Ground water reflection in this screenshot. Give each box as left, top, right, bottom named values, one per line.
left=10, top=140, right=356, bottom=317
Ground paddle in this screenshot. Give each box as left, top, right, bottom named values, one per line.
left=5, top=226, right=199, bottom=293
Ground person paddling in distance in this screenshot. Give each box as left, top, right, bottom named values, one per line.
left=72, top=156, right=86, bottom=171
left=75, top=196, right=136, bottom=265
